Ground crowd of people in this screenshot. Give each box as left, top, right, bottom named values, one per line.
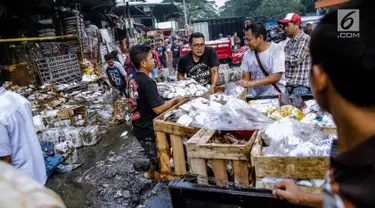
left=1, top=0, right=374, bottom=207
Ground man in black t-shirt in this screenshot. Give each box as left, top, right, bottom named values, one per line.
left=171, top=38, right=181, bottom=70
left=156, top=39, right=167, bottom=68
left=128, top=44, right=184, bottom=182
left=177, top=32, right=220, bottom=89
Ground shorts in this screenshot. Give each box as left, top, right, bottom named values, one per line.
left=135, top=134, right=159, bottom=172
left=149, top=68, right=159, bottom=79
left=112, top=88, right=126, bottom=101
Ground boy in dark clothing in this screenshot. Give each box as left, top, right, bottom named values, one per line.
left=128, top=44, right=184, bottom=181
left=156, top=39, right=167, bottom=68
left=104, top=54, right=128, bottom=120
left=171, top=38, right=181, bottom=70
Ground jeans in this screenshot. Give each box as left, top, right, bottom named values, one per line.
left=287, top=86, right=311, bottom=95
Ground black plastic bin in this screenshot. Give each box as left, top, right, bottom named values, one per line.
left=169, top=178, right=307, bottom=208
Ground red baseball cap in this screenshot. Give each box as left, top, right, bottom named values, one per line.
left=278, top=13, right=302, bottom=24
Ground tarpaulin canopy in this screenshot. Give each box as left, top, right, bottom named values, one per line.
left=315, top=0, right=350, bottom=8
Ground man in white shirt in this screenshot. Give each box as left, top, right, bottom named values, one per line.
left=0, top=70, right=47, bottom=185
left=236, top=22, right=286, bottom=97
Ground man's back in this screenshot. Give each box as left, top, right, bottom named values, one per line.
left=0, top=87, right=46, bottom=185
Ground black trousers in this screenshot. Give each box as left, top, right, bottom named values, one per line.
left=160, top=57, right=167, bottom=68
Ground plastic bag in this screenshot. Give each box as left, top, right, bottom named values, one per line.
left=224, top=82, right=246, bottom=99
left=261, top=118, right=331, bottom=157
left=33, top=115, right=46, bottom=132
left=190, top=98, right=273, bottom=130
left=248, top=98, right=280, bottom=114
left=54, top=141, right=78, bottom=163
left=63, top=127, right=83, bottom=148
left=268, top=105, right=305, bottom=121
left=80, top=126, right=100, bottom=146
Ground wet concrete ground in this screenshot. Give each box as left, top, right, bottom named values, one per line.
left=46, top=123, right=156, bottom=208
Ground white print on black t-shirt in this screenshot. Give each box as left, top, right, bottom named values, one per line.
left=188, top=63, right=211, bottom=85
left=128, top=79, right=141, bottom=120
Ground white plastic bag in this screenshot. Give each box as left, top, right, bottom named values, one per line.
left=80, top=126, right=100, bottom=146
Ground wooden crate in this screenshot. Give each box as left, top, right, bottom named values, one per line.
left=57, top=106, right=88, bottom=126
left=154, top=89, right=247, bottom=180
left=153, top=99, right=200, bottom=180
left=251, top=129, right=334, bottom=193
left=187, top=128, right=257, bottom=187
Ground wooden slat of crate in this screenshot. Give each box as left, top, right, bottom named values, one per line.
left=187, top=130, right=253, bottom=161
left=153, top=99, right=199, bottom=138
left=256, top=181, right=322, bottom=194
left=187, top=129, right=257, bottom=186
left=154, top=99, right=199, bottom=180
left=252, top=131, right=330, bottom=180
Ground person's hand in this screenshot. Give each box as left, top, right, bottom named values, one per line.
left=236, top=80, right=253, bottom=88
left=210, top=86, right=216, bottom=93
left=174, top=96, right=185, bottom=103
left=273, top=180, right=307, bottom=205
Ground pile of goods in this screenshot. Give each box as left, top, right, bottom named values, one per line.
left=243, top=96, right=338, bottom=192
left=261, top=118, right=334, bottom=157
left=4, top=77, right=125, bottom=177
left=209, top=83, right=246, bottom=102
left=164, top=97, right=272, bottom=130
left=209, top=132, right=247, bottom=145
left=248, top=99, right=335, bottom=128
left=157, top=79, right=209, bottom=99
left=217, top=65, right=243, bottom=85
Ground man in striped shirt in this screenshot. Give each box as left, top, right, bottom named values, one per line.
left=279, top=13, right=311, bottom=95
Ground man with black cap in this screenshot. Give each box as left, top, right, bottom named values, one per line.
left=279, top=13, right=311, bottom=95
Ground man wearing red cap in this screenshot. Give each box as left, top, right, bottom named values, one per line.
left=279, top=13, right=311, bottom=95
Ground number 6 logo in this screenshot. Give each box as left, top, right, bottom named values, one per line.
left=338, top=9, right=360, bottom=32
left=341, top=11, right=356, bottom=30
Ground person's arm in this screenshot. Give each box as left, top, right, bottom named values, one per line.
left=154, top=51, right=162, bottom=69
left=236, top=52, right=253, bottom=86
left=153, top=97, right=184, bottom=115
left=238, top=72, right=282, bottom=88
left=210, top=66, right=219, bottom=89
left=143, top=81, right=185, bottom=115
left=285, top=36, right=310, bottom=67
left=273, top=180, right=322, bottom=208
left=243, top=71, right=251, bottom=81
left=116, top=62, right=128, bottom=88
left=163, top=46, right=167, bottom=59
left=177, top=57, right=185, bottom=81
left=104, top=66, right=114, bottom=87
left=125, top=75, right=129, bottom=88
left=0, top=124, right=12, bottom=164
left=208, top=47, right=220, bottom=88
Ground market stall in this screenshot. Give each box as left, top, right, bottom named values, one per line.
left=155, top=90, right=337, bottom=193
